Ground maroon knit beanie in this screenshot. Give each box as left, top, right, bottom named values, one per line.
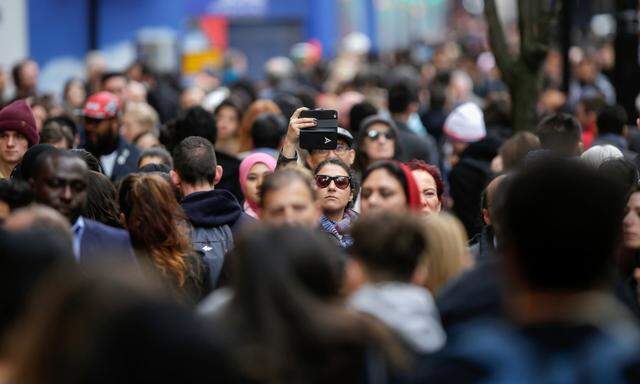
left=0, top=99, right=39, bottom=147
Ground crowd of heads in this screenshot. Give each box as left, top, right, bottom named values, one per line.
left=2, top=26, right=640, bottom=382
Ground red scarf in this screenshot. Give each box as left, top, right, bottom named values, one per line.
left=397, top=162, right=422, bottom=211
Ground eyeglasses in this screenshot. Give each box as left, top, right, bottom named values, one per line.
left=315, top=175, right=351, bottom=190
left=366, top=130, right=394, bottom=141
left=311, top=143, right=351, bottom=156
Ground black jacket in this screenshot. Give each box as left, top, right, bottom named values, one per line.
left=449, top=137, right=500, bottom=239
left=181, top=189, right=252, bottom=287
left=112, top=139, right=140, bottom=182
left=436, top=257, right=503, bottom=330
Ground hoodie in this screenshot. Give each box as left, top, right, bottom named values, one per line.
left=181, top=189, right=244, bottom=229
left=181, top=189, right=251, bottom=287
left=349, top=282, right=446, bottom=354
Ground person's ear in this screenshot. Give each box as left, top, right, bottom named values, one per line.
left=169, top=170, right=181, bottom=188
left=411, top=263, right=428, bottom=287
left=119, top=213, right=127, bottom=229
left=346, top=148, right=356, bottom=166
left=482, top=208, right=491, bottom=226
left=214, top=165, right=223, bottom=185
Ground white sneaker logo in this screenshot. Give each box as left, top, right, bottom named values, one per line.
left=202, top=245, right=213, bottom=252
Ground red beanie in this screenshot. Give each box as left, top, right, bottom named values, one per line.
left=398, top=162, right=422, bottom=211
left=0, top=99, right=39, bottom=147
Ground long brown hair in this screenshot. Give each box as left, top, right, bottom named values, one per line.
left=237, top=99, right=282, bottom=152
left=118, top=173, right=191, bottom=287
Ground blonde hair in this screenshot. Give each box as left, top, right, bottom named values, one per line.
left=420, top=212, right=473, bottom=294
left=124, top=102, right=159, bottom=135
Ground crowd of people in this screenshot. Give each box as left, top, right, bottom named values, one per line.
left=2, top=33, right=640, bottom=382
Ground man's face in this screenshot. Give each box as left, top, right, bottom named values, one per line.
left=32, top=155, right=88, bottom=223
left=103, top=76, right=127, bottom=101
left=261, top=180, right=321, bottom=228
left=362, top=123, right=396, bottom=162
left=84, top=116, right=120, bottom=156
left=575, top=103, right=588, bottom=128
left=307, top=139, right=355, bottom=170
left=20, top=61, right=39, bottom=90
left=575, top=102, right=597, bottom=129
left=577, top=61, right=597, bottom=84
left=0, top=130, right=29, bottom=167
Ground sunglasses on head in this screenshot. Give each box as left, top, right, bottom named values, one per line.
left=315, top=175, right=351, bottom=190
left=367, top=130, right=394, bottom=141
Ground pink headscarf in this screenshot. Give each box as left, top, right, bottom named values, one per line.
left=239, top=152, right=277, bottom=218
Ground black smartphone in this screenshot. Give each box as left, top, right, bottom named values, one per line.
left=299, top=109, right=338, bottom=150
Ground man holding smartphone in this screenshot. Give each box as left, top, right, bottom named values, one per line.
left=278, top=107, right=355, bottom=170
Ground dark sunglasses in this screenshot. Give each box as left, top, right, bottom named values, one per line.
left=367, top=130, right=394, bottom=141
left=315, top=175, right=351, bottom=190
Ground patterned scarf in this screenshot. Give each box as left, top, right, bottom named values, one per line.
left=320, top=209, right=358, bottom=248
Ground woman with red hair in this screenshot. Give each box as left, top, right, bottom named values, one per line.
left=407, top=159, right=444, bottom=215
left=118, top=173, right=207, bottom=303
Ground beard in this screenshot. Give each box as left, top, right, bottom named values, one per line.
left=85, top=130, right=120, bottom=157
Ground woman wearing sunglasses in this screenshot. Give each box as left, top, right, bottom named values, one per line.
left=355, top=115, right=400, bottom=173
left=313, top=159, right=358, bottom=248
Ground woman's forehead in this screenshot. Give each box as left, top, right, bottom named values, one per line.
left=318, top=163, right=348, bottom=175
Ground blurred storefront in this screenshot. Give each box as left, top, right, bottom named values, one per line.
left=26, top=0, right=450, bottom=78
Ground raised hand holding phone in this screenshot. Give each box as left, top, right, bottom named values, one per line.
left=282, top=107, right=317, bottom=158
left=298, top=109, right=338, bottom=150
